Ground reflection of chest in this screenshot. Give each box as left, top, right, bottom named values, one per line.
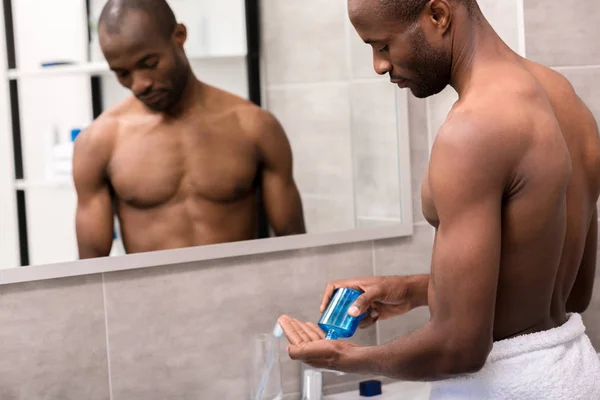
left=421, top=172, right=439, bottom=228
left=108, top=124, right=258, bottom=208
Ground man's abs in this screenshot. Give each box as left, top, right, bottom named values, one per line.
left=115, top=195, right=258, bottom=253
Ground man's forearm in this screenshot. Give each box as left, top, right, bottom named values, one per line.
left=349, top=321, right=486, bottom=381
left=408, top=274, right=430, bottom=308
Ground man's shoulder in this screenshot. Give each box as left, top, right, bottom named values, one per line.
left=82, top=113, right=119, bottom=143
left=74, top=110, right=122, bottom=164
left=438, top=99, right=524, bottom=146
left=230, top=102, right=285, bottom=142
left=434, top=92, right=531, bottom=173
left=82, top=94, right=141, bottom=139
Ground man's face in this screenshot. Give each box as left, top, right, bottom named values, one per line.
left=99, top=11, right=189, bottom=111
left=348, top=0, right=452, bottom=98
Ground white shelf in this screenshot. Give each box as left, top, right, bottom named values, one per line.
left=7, top=53, right=247, bottom=79
left=8, top=61, right=110, bottom=79
left=14, top=179, right=74, bottom=190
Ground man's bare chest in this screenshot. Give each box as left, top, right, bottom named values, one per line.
left=108, top=120, right=258, bottom=209
left=421, top=172, right=440, bottom=228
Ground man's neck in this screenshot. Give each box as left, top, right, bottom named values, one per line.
left=449, top=9, right=516, bottom=96
left=164, top=68, right=201, bottom=117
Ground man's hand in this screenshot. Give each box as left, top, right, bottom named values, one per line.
left=277, top=315, right=360, bottom=371
left=320, top=275, right=429, bottom=328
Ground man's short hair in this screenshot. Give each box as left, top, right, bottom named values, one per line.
left=99, top=0, right=177, bottom=39
left=381, top=0, right=476, bottom=23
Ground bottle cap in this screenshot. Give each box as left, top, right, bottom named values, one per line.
left=359, top=380, right=382, bottom=397
left=71, top=129, right=82, bottom=142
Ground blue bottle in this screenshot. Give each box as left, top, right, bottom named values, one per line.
left=318, top=288, right=366, bottom=340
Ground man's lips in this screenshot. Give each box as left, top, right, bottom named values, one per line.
left=391, top=78, right=409, bottom=88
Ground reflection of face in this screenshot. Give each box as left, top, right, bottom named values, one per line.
left=348, top=0, right=452, bottom=98
left=99, top=11, right=190, bottom=111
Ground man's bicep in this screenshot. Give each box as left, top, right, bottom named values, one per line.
left=256, top=112, right=306, bottom=235
left=75, top=187, right=114, bottom=259
left=431, top=200, right=502, bottom=343
left=73, top=131, right=114, bottom=258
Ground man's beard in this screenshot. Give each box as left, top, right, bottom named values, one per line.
left=407, top=27, right=452, bottom=99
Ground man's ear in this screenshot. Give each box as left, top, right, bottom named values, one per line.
left=172, top=23, right=187, bottom=48
left=425, top=0, right=453, bottom=34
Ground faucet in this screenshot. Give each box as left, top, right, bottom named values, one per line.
left=302, top=366, right=345, bottom=400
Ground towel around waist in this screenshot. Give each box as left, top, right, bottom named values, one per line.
left=487, top=313, right=586, bottom=363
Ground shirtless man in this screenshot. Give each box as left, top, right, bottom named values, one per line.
left=278, top=0, right=600, bottom=396
left=73, top=0, right=305, bottom=258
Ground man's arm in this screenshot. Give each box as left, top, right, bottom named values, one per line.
left=250, top=109, right=306, bottom=236
left=73, top=123, right=115, bottom=259
left=567, top=208, right=598, bottom=313
left=351, top=120, right=508, bottom=381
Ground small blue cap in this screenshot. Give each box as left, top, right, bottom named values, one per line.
left=71, top=129, right=82, bottom=142
left=359, top=380, right=382, bottom=397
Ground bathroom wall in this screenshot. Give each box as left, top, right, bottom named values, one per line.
left=261, top=0, right=409, bottom=233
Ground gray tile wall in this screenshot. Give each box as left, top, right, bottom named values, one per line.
left=262, top=0, right=405, bottom=232
left=524, top=0, right=600, bottom=67
left=103, top=244, right=376, bottom=400
left=0, top=275, right=109, bottom=400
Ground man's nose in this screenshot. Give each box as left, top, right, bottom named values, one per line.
left=373, top=56, right=392, bottom=76
left=132, top=73, right=153, bottom=97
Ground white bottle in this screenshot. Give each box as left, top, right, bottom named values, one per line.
left=48, top=128, right=81, bottom=184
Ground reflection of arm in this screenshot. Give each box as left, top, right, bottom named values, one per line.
left=252, top=109, right=306, bottom=236
left=356, top=121, right=506, bottom=381
left=73, top=123, right=114, bottom=259
left=567, top=208, right=597, bottom=313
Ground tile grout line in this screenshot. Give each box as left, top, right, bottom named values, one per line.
left=101, top=273, right=115, bottom=400
left=344, top=5, right=360, bottom=231
left=371, top=240, right=382, bottom=346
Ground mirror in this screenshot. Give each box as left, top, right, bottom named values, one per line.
left=0, top=0, right=412, bottom=268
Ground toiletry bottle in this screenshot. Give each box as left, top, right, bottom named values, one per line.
left=318, top=288, right=366, bottom=340
left=50, top=128, right=81, bottom=182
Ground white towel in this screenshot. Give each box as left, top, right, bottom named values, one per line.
left=430, top=314, right=600, bottom=400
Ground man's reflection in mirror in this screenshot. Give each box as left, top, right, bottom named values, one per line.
left=73, top=0, right=306, bottom=258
